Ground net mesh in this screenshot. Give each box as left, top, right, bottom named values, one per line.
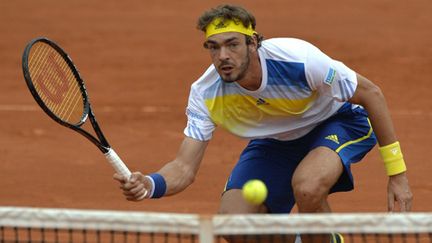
left=1, top=207, right=431, bottom=243
left=27, top=42, right=85, bottom=125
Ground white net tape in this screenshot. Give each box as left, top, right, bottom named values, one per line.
left=1, top=207, right=432, bottom=242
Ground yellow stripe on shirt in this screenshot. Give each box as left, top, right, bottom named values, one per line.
left=204, top=92, right=317, bottom=135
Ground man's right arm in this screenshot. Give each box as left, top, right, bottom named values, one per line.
left=157, top=136, right=209, bottom=196
left=114, top=136, right=209, bottom=201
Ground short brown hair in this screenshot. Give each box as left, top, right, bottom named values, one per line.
left=197, top=4, right=264, bottom=47
left=197, top=4, right=256, bottom=32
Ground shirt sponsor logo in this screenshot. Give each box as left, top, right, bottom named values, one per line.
left=324, top=68, right=336, bottom=85
left=186, top=108, right=207, bottom=121
left=256, top=98, right=270, bottom=106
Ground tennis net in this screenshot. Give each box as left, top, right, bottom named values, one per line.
left=1, top=207, right=431, bottom=243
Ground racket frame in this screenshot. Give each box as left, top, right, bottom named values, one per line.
left=22, top=37, right=111, bottom=153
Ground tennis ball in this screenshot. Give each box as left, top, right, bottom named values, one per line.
left=242, top=179, right=268, bottom=205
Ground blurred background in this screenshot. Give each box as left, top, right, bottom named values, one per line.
left=0, top=0, right=431, bottom=214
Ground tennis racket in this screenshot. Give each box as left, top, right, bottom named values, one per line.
left=21, top=37, right=133, bottom=181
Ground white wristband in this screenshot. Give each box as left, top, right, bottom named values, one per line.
left=145, top=175, right=156, bottom=198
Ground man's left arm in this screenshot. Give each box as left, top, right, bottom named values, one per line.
left=349, top=73, right=413, bottom=212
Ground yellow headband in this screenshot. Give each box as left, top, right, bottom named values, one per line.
left=205, top=18, right=256, bottom=38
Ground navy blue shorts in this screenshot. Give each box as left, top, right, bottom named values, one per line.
left=224, top=103, right=377, bottom=213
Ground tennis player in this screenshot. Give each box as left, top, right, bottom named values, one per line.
left=114, top=4, right=413, bottom=243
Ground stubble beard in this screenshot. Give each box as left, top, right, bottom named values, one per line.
left=220, top=50, right=251, bottom=83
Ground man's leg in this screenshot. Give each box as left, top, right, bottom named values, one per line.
left=219, top=189, right=298, bottom=243
left=292, top=146, right=344, bottom=243
left=219, top=189, right=268, bottom=214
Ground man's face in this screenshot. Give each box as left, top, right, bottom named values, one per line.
left=204, top=32, right=251, bottom=83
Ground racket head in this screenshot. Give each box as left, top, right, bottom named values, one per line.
left=22, top=37, right=90, bottom=127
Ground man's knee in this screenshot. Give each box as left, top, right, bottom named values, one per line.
left=292, top=147, right=343, bottom=212
left=292, top=179, right=329, bottom=211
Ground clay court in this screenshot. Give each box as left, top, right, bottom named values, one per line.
left=0, top=0, right=431, bottom=214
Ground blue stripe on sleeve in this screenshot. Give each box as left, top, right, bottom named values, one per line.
left=191, top=121, right=204, bottom=140
left=187, top=124, right=197, bottom=138
left=187, top=121, right=205, bottom=141
left=338, top=81, right=347, bottom=101
left=344, top=79, right=355, bottom=97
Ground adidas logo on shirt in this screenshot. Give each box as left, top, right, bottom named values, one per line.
left=256, top=98, right=269, bottom=106
left=325, top=134, right=340, bottom=144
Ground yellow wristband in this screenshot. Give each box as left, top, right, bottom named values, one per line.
left=378, top=141, right=406, bottom=176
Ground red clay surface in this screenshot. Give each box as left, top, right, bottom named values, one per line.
left=0, top=1, right=431, bottom=214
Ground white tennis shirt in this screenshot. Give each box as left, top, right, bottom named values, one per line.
left=184, top=38, right=358, bottom=141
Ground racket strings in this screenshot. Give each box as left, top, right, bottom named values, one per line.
left=48, top=50, right=81, bottom=121
left=30, top=43, right=67, bottom=112
left=35, top=43, right=82, bottom=120
left=30, top=44, right=66, bottom=112
left=28, top=42, right=84, bottom=124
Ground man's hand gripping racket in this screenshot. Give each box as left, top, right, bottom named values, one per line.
left=22, top=37, right=147, bottom=200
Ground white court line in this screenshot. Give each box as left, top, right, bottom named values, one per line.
left=392, top=110, right=432, bottom=117
left=0, top=104, right=172, bottom=113
left=0, top=104, right=430, bottom=116
left=0, top=104, right=40, bottom=111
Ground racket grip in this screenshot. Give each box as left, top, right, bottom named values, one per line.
left=106, top=148, right=148, bottom=200
left=105, top=148, right=132, bottom=179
